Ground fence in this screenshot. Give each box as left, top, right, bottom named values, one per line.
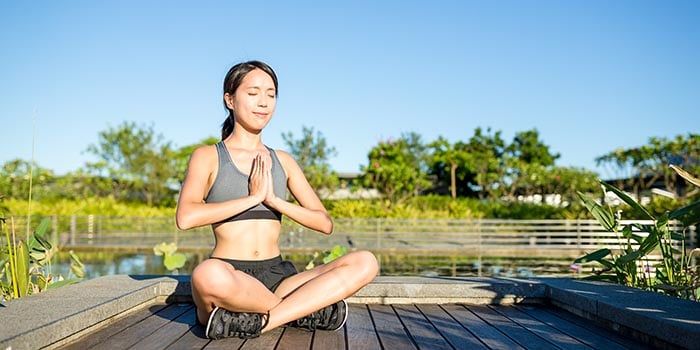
left=2, top=216, right=696, bottom=259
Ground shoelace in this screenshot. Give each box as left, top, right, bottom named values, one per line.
left=223, top=311, right=270, bottom=338
left=295, top=304, right=334, bottom=331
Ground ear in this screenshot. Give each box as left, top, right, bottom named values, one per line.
left=224, top=93, right=235, bottom=110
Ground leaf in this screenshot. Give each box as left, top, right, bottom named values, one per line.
left=576, top=191, right=616, bottom=231
left=305, top=260, right=315, bottom=270
left=670, top=164, right=700, bottom=188
left=16, top=241, right=30, bottom=297
left=69, top=251, right=85, bottom=279
left=34, top=217, right=51, bottom=238
left=47, top=278, right=81, bottom=290
left=153, top=242, right=177, bottom=256
left=164, top=253, right=186, bottom=271
left=574, top=249, right=611, bottom=264
left=669, top=200, right=700, bottom=226
left=617, top=250, right=644, bottom=265
left=600, top=181, right=655, bottom=220
left=323, top=245, right=348, bottom=264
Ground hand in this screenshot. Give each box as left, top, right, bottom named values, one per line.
left=248, top=154, right=267, bottom=202
left=261, top=153, right=277, bottom=205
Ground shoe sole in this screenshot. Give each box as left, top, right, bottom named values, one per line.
left=331, top=299, right=349, bottom=331
left=205, top=306, right=220, bottom=339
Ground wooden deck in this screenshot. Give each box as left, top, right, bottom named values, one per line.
left=58, top=302, right=651, bottom=350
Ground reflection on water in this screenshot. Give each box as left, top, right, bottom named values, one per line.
left=51, top=251, right=576, bottom=281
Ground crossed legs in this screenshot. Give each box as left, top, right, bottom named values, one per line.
left=191, top=250, right=378, bottom=332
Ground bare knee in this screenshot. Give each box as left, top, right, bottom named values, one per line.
left=347, top=250, right=379, bottom=284
left=192, top=259, right=236, bottom=299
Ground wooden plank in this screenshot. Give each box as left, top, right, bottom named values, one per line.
left=392, top=304, right=452, bottom=350
left=518, top=305, right=654, bottom=350
left=129, top=305, right=196, bottom=350
left=164, top=322, right=210, bottom=350
left=415, top=304, right=487, bottom=349
left=59, top=303, right=169, bottom=350
left=518, top=306, right=640, bottom=349
left=469, top=305, right=555, bottom=349
left=276, top=327, right=313, bottom=350
left=312, top=326, right=346, bottom=349
left=346, top=304, right=381, bottom=350
left=368, top=304, right=417, bottom=349
left=489, top=305, right=593, bottom=350
left=441, top=304, right=524, bottom=350
left=237, top=327, right=284, bottom=350
left=90, top=303, right=192, bottom=350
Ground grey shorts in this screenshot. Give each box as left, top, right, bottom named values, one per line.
left=212, top=255, right=298, bottom=292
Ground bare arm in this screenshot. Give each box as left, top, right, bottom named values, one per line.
left=175, top=146, right=265, bottom=230
left=264, top=150, right=333, bottom=234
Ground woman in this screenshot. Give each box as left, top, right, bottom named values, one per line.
left=176, top=60, right=378, bottom=339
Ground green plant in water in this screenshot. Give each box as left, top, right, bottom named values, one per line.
left=574, top=165, right=700, bottom=300
left=1, top=217, right=85, bottom=302
left=305, top=245, right=348, bottom=270
left=153, top=242, right=187, bottom=273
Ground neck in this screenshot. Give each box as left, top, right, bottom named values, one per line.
left=225, top=128, right=264, bottom=150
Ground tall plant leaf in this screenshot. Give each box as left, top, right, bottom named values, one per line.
left=16, top=241, right=30, bottom=297
left=574, top=248, right=611, bottom=264
left=600, top=181, right=654, bottom=220
left=577, top=191, right=616, bottom=231
left=669, top=201, right=700, bottom=226
left=670, top=164, right=700, bottom=188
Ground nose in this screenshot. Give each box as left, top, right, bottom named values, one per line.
left=258, top=95, right=268, bottom=107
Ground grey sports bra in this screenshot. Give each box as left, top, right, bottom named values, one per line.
left=205, top=142, right=287, bottom=221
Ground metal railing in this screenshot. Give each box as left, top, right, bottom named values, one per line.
left=3, top=216, right=696, bottom=258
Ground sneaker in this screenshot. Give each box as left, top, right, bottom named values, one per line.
left=205, top=306, right=268, bottom=339
left=290, top=299, right=348, bottom=331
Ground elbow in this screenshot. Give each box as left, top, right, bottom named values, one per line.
left=320, top=216, right=334, bottom=235
left=176, top=211, right=194, bottom=230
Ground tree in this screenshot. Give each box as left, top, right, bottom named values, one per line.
left=361, top=132, right=431, bottom=203
left=596, top=133, right=700, bottom=199
left=429, top=137, right=472, bottom=198
left=0, top=159, right=54, bottom=200
left=281, top=126, right=338, bottom=196
left=464, top=127, right=506, bottom=200
left=499, top=129, right=561, bottom=200
left=84, top=122, right=177, bottom=206
left=173, top=136, right=219, bottom=186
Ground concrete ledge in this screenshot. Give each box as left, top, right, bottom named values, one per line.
left=350, top=276, right=546, bottom=304
left=1, top=275, right=698, bottom=349
left=541, top=278, right=700, bottom=349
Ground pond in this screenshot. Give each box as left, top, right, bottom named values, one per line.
left=47, top=251, right=578, bottom=281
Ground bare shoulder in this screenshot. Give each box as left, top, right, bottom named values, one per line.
left=189, top=144, right=219, bottom=169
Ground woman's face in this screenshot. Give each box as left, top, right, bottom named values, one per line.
left=225, top=68, right=277, bottom=133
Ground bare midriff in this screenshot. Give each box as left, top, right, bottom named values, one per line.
left=210, top=220, right=282, bottom=260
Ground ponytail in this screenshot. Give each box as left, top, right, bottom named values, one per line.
left=221, top=113, right=234, bottom=140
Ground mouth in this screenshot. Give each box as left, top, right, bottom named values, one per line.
left=253, top=112, right=268, bottom=118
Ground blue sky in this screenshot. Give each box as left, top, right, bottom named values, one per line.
left=1, top=1, right=698, bottom=180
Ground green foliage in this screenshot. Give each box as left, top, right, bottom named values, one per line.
left=3, top=197, right=174, bottom=217
left=305, top=245, right=347, bottom=270
left=325, top=195, right=575, bottom=219
left=596, top=133, right=700, bottom=200
left=361, top=132, right=432, bottom=203
left=574, top=169, right=700, bottom=301
left=153, top=242, right=187, bottom=272
left=1, top=217, right=84, bottom=301
left=282, top=126, right=339, bottom=195
left=84, top=121, right=178, bottom=206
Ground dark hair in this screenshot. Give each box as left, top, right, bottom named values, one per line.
left=221, top=60, right=279, bottom=140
